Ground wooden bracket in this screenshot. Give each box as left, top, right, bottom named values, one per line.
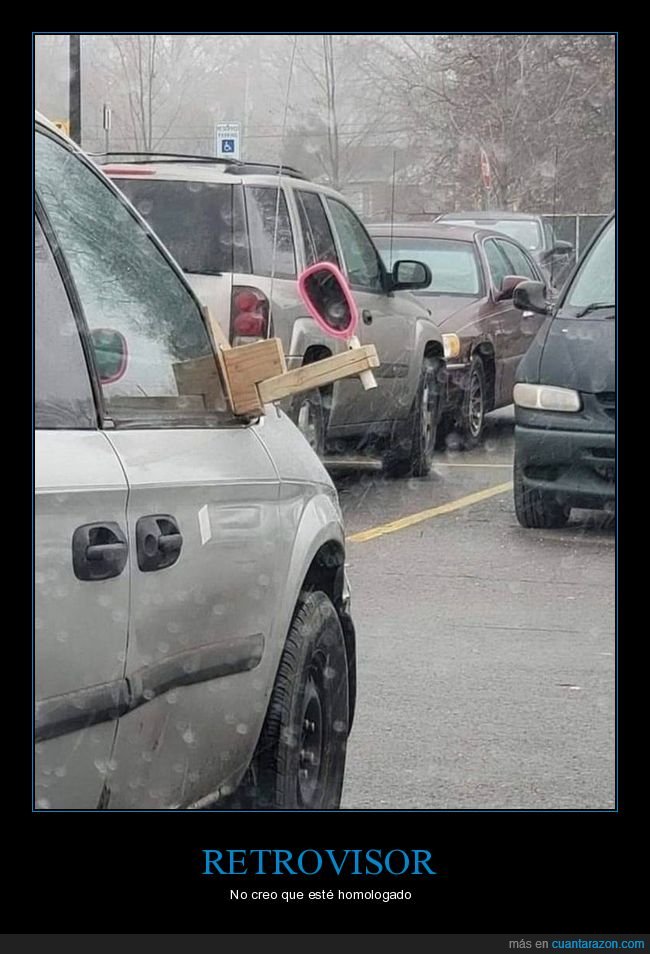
left=174, top=305, right=380, bottom=419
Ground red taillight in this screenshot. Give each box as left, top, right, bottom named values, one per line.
left=231, top=286, right=269, bottom=342
left=233, top=312, right=266, bottom=337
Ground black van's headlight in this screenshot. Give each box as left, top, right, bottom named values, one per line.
left=514, top=383, right=581, bottom=413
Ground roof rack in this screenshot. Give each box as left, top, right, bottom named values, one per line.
left=90, top=151, right=238, bottom=165
left=90, top=151, right=309, bottom=180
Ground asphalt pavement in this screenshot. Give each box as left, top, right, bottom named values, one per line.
left=329, top=407, right=615, bottom=810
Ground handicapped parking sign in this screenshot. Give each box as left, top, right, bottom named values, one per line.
left=215, top=122, right=241, bottom=160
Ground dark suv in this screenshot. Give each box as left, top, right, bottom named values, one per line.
left=511, top=214, right=615, bottom=528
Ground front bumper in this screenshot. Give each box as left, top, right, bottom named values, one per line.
left=515, top=424, right=615, bottom=509
left=441, top=361, right=470, bottom=414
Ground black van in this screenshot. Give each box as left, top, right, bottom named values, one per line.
left=510, top=213, right=615, bottom=528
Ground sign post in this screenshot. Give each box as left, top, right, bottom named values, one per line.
left=480, top=147, right=491, bottom=208
left=215, top=122, right=241, bottom=160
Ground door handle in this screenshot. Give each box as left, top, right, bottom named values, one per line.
left=136, top=514, right=183, bottom=572
left=72, top=523, right=128, bottom=581
left=362, top=309, right=373, bottom=325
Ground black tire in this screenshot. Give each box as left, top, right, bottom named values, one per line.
left=514, top=458, right=570, bottom=529
left=290, top=389, right=326, bottom=458
left=251, top=590, right=349, bottom=810
left=456, top=354, right=487, bottom=449
left=383, top=359, right=442, bottom=478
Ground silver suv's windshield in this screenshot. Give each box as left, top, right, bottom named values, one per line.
left=563, top=217, right=615, bottom=316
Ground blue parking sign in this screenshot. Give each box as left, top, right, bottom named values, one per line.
left=215, top=122, right=241, bottom=160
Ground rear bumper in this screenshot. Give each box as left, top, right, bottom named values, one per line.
left=515, top=424, right=615, bottom=508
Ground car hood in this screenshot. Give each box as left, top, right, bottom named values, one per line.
left=415, top=294, right=478, bottom=329
left=538, top=314, right=615, bottom=393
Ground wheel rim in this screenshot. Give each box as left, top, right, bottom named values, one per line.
left=468, top=368, right=484, bottom=438
left=420, top=378, right=437, bottom=458
left=297, top=667, right=324, bottom=806
left=297, top=399, right=320, bottom=451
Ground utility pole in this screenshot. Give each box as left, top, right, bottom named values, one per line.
left=69, top=34, right=81, bottom=145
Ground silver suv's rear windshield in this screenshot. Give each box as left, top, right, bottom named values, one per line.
left=118, top=178, right=238, bottom=275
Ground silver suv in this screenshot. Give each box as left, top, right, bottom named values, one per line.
left=35, top=114, right=356, bottom=811
left=103, top=156, right=445, bottom=477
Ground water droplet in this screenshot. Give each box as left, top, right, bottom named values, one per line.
left=36, top=798, right=51, bottom=809
left=166, top=690, right=178, bottom=704
left=236, top=723, right=248, bottom=735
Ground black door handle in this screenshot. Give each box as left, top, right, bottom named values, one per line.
left=72, top=523, right=128, bottom=581
left=362, top=309, right=373, bottom=325
left=136, top=515, right=183, bottom=572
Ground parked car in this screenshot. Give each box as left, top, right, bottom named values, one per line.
left=34, top=112, right=357, bottom=811
left=101, top=155, right=445, bottom=477
left=435, top=210, right=575, bottom=289
left=367, top=223, right=549, bottom=447
left=511, top=213, right=615, bottom=528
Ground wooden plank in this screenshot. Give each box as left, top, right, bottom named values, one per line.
left=221, top=338, right=286, bottom=415
left=201, top=304, right=231, bottom=351
left=110, top=395, right=207, bottom=411
left=173, top=353, right=228, bottom=412
left=258, top=345, right=379, bottom=404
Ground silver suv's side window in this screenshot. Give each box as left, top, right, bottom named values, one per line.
left=326, top=198, right=384, bottom=292
left=35, top=215, right=96, bottom=430
left=295, top=190, right=339, bottom=267
left=245, top=186, right=297, bottom=278
left=35, top=131, right=227, bottom=425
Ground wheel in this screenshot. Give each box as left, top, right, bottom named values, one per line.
left=456, top=354, right=487, bottom=449
left=383, top=359, right=442, bottom=478
left=250, top=590, right=349, bottom=810
left=290, top=389, right=326, bottom=458
left=514, top=458, right=570, bottom=529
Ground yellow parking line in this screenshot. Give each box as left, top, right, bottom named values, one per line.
left=346, top=481, right=513, bottom=543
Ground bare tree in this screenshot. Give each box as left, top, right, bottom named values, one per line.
left=372, top=34, right=615, bottom=213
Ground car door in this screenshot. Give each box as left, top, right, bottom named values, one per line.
left=35, top=126, right=286, bottom=810
left=322, top=196, right=413, bottom=428
left=493, top=237, right=547, bottom=402
left=34, top=211, right=130, bottom=811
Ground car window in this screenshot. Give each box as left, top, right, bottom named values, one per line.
left=35, top=215, right=96, bottom=429
left=326, top=198, right=384, bottom=292
left=245, top=186, right=297, bottom=278
left=564, top=218, right=615, bottom=313
left=483, top=239, right=512, bottom=290
left=35, top=130, right=228, bottom=425
left=444, top=218, right=543, bottom=252
left=295, top=190, right=340, bottom=266
left=496, top=240, right=539, bottom=281
left=117, top=178, right=249, bottom=275
left=373, top=236, right=482, bottom=296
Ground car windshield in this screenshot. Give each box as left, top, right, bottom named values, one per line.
left=116, top=178, right=235, bottom=274
left=443, top=218, right=543, bottom=252
left=373, top=237, right=481, bottom=296
left=563, top=217, right=615, bottom=315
